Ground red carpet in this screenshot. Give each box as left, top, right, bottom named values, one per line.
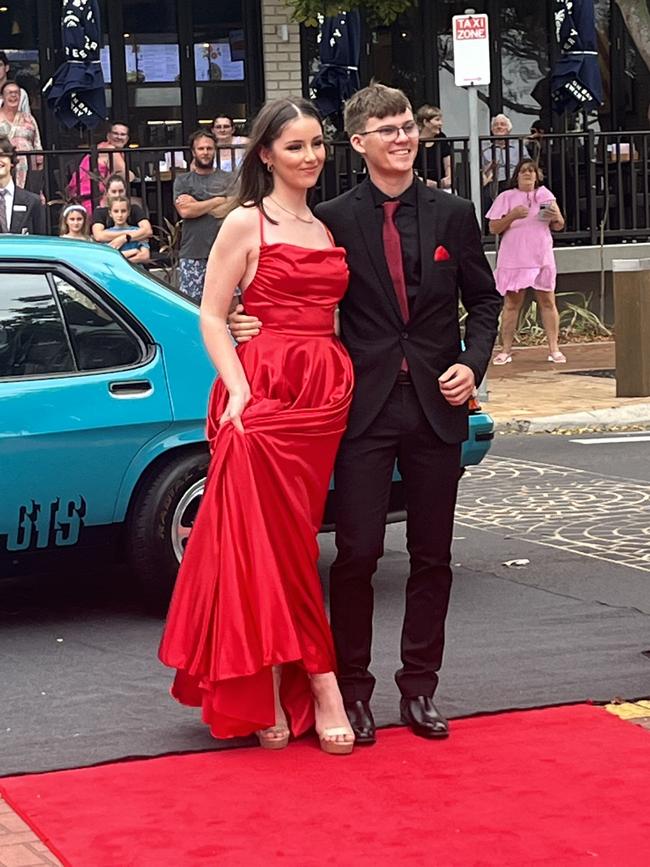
left=2, top=705, right=649, bottom=866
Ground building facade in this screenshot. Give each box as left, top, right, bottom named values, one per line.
left=1, top=0, right=648, bottom=151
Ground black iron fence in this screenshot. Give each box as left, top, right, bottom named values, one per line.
left=13, top=131, right=650, bottom=249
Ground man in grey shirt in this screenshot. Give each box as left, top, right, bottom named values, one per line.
left=174, top=129, right=233, bottom=301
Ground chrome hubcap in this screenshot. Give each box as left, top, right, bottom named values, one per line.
left=171, top=478, right=205, bottom=563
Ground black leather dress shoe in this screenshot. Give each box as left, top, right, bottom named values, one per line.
left=344, top=700, right=376, bottom=745
left=400, top=696, right=449, bottom=739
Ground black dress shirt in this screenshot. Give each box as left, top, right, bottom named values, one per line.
left=370, top=176, right=421, bottom=314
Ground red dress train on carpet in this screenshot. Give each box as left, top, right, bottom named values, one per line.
left=159, top=213, right=353, bottom=739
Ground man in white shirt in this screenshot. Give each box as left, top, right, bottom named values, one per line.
left=0, top=137, right=45, bottom=234
left=0, top=53, right=31, bottom=115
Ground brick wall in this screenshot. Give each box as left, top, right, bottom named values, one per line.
left=261, top=0, right=304, bottom=99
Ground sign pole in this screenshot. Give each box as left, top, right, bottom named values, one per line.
left=452, top=10, right=491, bottom=221
left=467, top=84, right=482, bottom=223
left=452, top=9, right=491, bottom=401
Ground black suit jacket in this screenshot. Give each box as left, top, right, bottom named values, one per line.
left=315, top=178, right=501, bottom=442
left=9, top=187, right=46, bottom=235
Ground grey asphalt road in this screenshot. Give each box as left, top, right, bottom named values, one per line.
left=491, top=429, right=650, bottom=483
left=3, top=430, right=650, bottom=626
left=445, top=431, right=650, bottom=614
left=2, top=431, right=650, bottom=774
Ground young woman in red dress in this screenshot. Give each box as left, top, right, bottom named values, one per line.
left=159, top=98, right=355, bottom=755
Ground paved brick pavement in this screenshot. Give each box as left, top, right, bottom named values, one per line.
left=0, top=797, right=62, bottom=867
left=487, top=341, right=650, bottom=426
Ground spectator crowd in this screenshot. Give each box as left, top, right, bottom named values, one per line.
left=1, top=63, right=562, bottom=335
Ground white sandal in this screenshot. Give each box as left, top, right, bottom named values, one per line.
left=493, top=352, right=512, bottom=366
left=547, top=351, right=567, bottom=363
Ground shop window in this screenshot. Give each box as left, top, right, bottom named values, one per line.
left=191, top=0, right=248, bottom=127
left=499, top=2, right=551, bottom=134
left=613, top=0, right=650, bottom=130
left=122, top=0, right=182, bottom=147
left=365, top=6, right=426, bottom=113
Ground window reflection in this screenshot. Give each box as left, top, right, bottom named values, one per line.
left=500, top=2, right=551, bottom=132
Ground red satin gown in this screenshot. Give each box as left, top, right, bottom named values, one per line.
left=159, top=211, right=353, bottom=739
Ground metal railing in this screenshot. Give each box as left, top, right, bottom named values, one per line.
left=13, top=131, right=650, bottom=248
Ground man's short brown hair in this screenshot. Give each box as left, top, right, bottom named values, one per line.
left=344, top=83, right=412, bottom=136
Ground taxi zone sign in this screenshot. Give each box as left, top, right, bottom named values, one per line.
left=452, top=14, right=490, bottom=86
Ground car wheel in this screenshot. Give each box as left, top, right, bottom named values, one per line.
left=127, top=449, right=208, bottom=609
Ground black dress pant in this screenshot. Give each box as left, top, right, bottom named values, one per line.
left=329, top=380, right=462, bottom=702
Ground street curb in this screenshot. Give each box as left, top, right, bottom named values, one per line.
left=495, top=403, right=650, bottom=434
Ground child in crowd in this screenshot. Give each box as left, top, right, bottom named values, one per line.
left=58, top=204, right=90, bottom=240
left=104, top=196, right=150, bottom=263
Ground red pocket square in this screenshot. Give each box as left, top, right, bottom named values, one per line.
left=434, top=245, right=451, bottom=262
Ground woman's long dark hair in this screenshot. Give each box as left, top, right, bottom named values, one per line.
left=236, top=97, right=324, bottom=222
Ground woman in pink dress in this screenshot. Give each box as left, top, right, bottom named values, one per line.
left=487, top=158, right=566, bottom=364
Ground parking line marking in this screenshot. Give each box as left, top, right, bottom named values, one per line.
left=570, top=435, right=650, bottom=445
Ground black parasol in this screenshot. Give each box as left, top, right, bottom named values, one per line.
left=550, top=0, right=603, bottom=114
left=311, top=11, right=361, bottom=125
left=42, top=0, right=107, bottom=129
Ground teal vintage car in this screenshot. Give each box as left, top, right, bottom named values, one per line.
left=0, top=236, right=493, bottom=603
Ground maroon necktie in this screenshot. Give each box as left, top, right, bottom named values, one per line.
left=382, top=200, right=409, bottom=371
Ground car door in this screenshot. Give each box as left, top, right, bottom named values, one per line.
left=0, top=267, right=172, bottom=567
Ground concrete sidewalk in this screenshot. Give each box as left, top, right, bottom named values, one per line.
left=486, top=341, right=650, bottom=432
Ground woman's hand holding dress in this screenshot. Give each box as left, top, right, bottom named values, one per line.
left=219, top=387, right=251, bottom=433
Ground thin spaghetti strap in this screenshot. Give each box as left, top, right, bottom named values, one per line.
left=319, top=220, right=336, bottom=248
left=258, top=207, right=266, bottom=246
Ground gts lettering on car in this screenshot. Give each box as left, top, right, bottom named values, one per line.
left=6, top=497, right=87, bottom=552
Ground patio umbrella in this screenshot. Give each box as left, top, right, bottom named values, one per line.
left=310, top=11, right=361, bottom=125
left=42, top=0, right=107, bottom=129
left=550, top=0, right=603, bottom=114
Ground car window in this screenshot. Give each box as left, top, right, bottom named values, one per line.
left=0, top=274, right=75, bottom=379
left=53, top=276, right=143, bottom=371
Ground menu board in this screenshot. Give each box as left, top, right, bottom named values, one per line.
left=100, top=46, right=111, bottom=83
left=125, top=44, right=180, bottom=83
left=194, top=41, right=244, bottom=82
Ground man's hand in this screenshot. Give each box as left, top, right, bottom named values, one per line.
left=175, top=194, right=197, bottom=208
left=109, top=234, right=127, bottom=249
left=228, top=304, right=262, bottom=343
left=438, top=363, right=476, bottom=406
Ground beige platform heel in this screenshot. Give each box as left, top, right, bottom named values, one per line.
left=256, top=665, right=290, bottom=750
left=318, top=727, right=355, bottom=755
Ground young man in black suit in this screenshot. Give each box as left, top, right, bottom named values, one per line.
left=0, top=137, right=46, bottom=235
left=229, top=85, right=501, bottom=744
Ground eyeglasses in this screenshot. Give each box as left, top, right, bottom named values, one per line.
left=358, top=121, right=420, bottom=142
